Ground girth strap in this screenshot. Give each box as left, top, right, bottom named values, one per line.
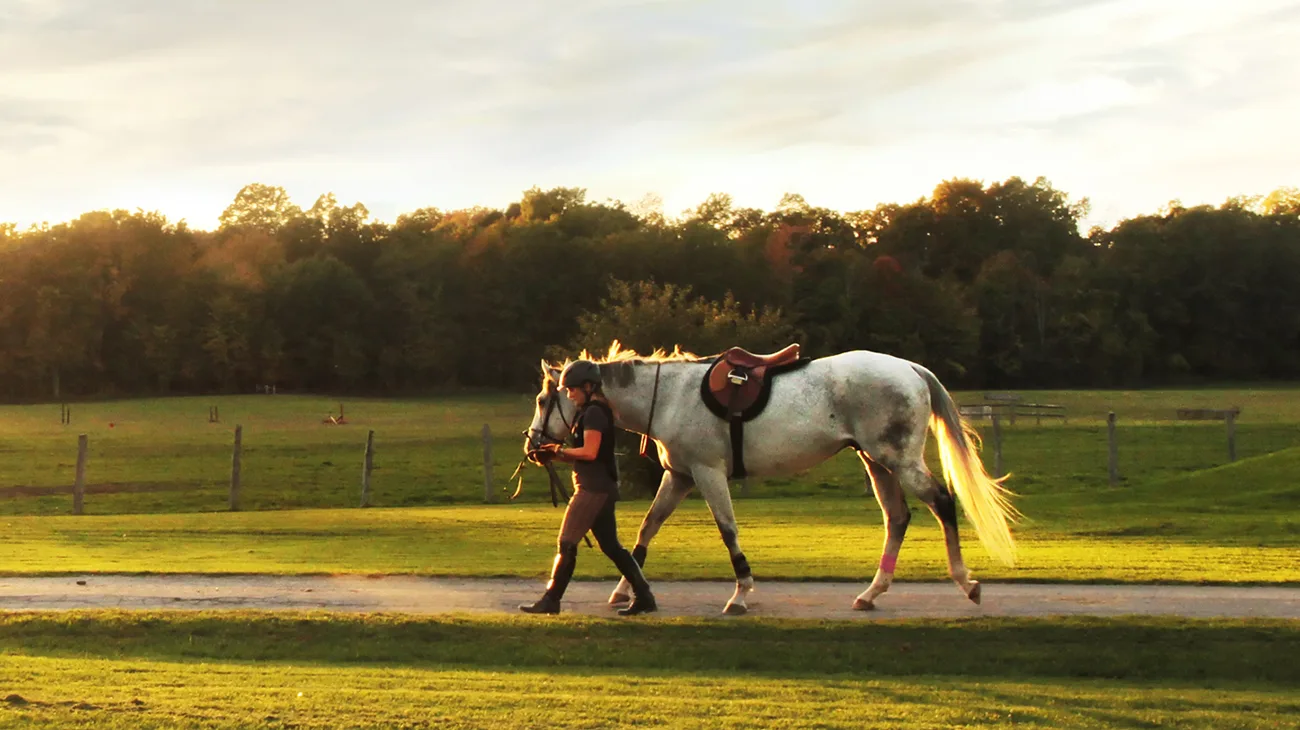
left=730, top=416, right=747, bottom=479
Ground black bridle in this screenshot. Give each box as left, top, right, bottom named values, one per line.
left=522, top=380, right=574, bottom=452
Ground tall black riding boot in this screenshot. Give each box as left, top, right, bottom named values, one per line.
left=610, top=548, right=657, bottom=616
left=520, top=543, right=578, bottom=614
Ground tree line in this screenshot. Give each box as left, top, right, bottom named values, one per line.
left=1, top=178, right=1297, bottom=401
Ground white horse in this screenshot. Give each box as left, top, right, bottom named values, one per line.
left=524, top=342, right=1019, bottom=615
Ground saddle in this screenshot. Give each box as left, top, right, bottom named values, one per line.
left=699, top=344, right=808, bottom=479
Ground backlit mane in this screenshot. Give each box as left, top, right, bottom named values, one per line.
left=542, top=340, right=712, bottom=384
left=587, top=340, right=710, bottom=364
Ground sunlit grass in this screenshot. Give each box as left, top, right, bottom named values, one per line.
left=0, top=612, right=1296, bottom=729
left=2, top=483, right=1295, bottom=583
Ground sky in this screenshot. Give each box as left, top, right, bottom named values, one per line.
left=2, top=0, right=1298, bottom=232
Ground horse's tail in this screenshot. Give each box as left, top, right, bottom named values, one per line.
left=912, top=364, right=1020, bottom=566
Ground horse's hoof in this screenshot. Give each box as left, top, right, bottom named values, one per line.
left=852, top=598, right=875, bottom=611
left=609, top=592, right=631, bottom=605
left=967, top=582, right=982, bottom=605
left=723, top=602, right=748, bottom=616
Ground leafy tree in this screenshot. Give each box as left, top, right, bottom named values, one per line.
left=265, top=255, right=376, bottom=390
left=369, top=231, right=463, bottom=389
left=519, top=186, right=588, bottom=223
left=561, top=279, right=797, bottom=359
left=844, top=255, right=980, bottom=383
left=218, top=184, right=303, bottom=233
left=2, top=177, right=1298, bottom=400
left=1261, top=186, right=1300, bottom=217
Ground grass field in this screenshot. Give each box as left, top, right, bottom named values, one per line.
left=0, top=389, right=1296, bottom=584
left=1, top=388, right=1298, bottom=515
left=2, top=447, right=1297, bottom=582
left=1, top=390, right=1297, bottom=728
left=0, top=612, right=1297, bottom=729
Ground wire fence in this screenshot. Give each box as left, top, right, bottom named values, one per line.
left=5, top=401, right=1300, bottom=514
left=963, top=414, right=1300, bottom=494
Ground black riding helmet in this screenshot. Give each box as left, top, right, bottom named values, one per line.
left=559, top=360, right=601, bottom=389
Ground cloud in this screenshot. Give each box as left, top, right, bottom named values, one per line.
left=0, top=0, right=1296, bottom=228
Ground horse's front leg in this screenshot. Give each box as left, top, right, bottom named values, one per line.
left=609, top=468, right=694, bottom=604
left=692, top=466, right=753, bottom=615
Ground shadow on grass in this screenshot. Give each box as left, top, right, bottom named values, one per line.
left=1, top=612, right=1295, bottom=686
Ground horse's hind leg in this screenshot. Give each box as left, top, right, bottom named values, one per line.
left=853, top=458, right=911, bottom=611
left=898, top=464, right=980, bottom=604
left=692, top=466, right=754, bottom=615
left=609, top=468, right=694, bottom=604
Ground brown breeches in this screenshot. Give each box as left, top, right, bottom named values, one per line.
left=561, top=485, right=611, bottom=542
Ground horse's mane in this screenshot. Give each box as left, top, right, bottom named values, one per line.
left=541, top=340, right=712, bottom=384
left=587, top=340, right=710, bottom=364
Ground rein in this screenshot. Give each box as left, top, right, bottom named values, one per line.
left=507, top=457, right=569, bottom=508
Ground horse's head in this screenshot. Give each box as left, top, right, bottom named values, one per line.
left=523, top=360, right=577, bottom=454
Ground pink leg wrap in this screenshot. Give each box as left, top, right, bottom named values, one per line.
left=879, top=554, right=897, bottom=574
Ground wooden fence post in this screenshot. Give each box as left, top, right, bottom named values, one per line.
left=482, top=424, right=494, bottom=503
left=73, top=434, right=87, bottom=515
left=1226, top=411, right=1237, bottom=462
left=361, top=429, right=375, bottom=507
left=229, top=425, right=243, bottom=511
left=990, top=414, right=1004, bottom=478
left=1107, top=412, right=1119, bottom=485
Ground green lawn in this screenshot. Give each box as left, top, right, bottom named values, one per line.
left=0, top=393, right=534, bottom=513
left=2, top=390, right=1295, bottom=728
left=1, top=612, right=1295, bottom=729
left=0, top=390, right=1296, bottom=584
left=2, top=451, right=1297, bottom=582
left=2, top=389, right=1298, bottom=515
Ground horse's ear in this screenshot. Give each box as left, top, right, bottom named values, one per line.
left=540, top=360, right=559, bottom=381
left=540, top=361, right=561, bottom=384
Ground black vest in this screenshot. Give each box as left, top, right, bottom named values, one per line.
left=573, top=400, right=619, bottom=482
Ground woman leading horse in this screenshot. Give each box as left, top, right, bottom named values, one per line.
left=524, top=342, right=1018, bottom=615
left=520, top=359, right=658, bottom=616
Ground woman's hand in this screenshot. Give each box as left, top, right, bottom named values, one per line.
left=527, top=442, right=563, bottom=465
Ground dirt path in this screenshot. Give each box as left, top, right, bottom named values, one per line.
left=1, top=575, right=1297, bottom=619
